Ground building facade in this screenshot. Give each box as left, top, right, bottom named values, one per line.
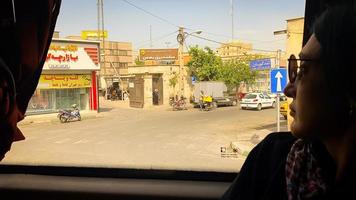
left=128, top=65, right=192, bottom=108
left=101, top=41, right=133, bottom=76
left=126, top=48, right=193, bottom=108
left=286, top=17, right=304, bottom=57
left=77, top=30, right=133, bottom=91
left=27, top=38, right=100, bottom=114
left=216, top=40, right=253, bottom=60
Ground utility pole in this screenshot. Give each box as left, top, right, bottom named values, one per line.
left=178, top=27, right=184, bottom=97
left=97, top=0, right=101, bottom=41
left=100, top=0, right=106, bottom=76
left=97, top=0, right=102, bottom=110
left=276, top=49, right=282, bottom=132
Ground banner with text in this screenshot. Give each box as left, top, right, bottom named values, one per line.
left=38, top=74, right=92, bottom=89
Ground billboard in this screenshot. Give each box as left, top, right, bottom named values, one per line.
left=43, top=40, right=100, bottom=71
left=81, top=30, right=108, bottom=40
left=38, top=75, right=92, bottom=89
left=139, top=49, right=178, bottom=61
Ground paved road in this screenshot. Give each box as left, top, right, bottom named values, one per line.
left=2, top=105, right=287, bottom=172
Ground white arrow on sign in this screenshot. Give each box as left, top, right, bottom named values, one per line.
left=275, top=71, right=283, bottom=92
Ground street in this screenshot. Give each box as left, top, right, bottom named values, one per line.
left=2, top=104, right=288, bottom=172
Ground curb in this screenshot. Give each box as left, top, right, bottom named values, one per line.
left=19, top=112, right=100, bottom=126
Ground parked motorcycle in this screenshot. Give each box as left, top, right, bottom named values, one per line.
left=57, top=104, right=81, bottom=123
left=171, top=96, right=187, bottom=111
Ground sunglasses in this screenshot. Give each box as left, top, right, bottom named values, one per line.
left=288, top=54, right=315, bottom=83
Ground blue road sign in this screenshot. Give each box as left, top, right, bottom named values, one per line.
left=250, top=59, right=271, bottom=70
left=270, top=69, right=287, bottom=93
left=191, top=76, right=197, bottom=85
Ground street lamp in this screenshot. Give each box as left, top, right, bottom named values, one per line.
left=176, top=27, right=202, bottom=97
left=177, top=30, right=202, bottom=45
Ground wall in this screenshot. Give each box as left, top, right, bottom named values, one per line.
left=286, top=18, right=304, bottom=57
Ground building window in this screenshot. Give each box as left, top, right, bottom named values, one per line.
left=111, top=49, right=118, bottom=55
left=119, top=50, right=128, bottom=56
left=119, top=62, right=128, bottom=68
left=27, top=88, right=90, bottom=114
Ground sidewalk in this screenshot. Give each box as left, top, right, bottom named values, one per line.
left=19, top=110, right=100, bottom=126
left=99, top=97, right=194, bottom=111
left=19, top=98, right=195, bottom=126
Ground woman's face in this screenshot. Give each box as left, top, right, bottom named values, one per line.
left=284, top=34, right=342, bottom=139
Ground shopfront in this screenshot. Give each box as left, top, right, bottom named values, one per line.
left=27, top=39, right=100, bottom=114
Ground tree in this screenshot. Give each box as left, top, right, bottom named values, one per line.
left=187, top=46, right=222, bottom=81
left=219, top=56, right=259, bottom=95
left=169, top=73, right=178, bottom=88
left=134, top=57, right=144, bottom=66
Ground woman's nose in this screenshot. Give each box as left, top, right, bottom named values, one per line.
left=283, top=82, right=295, bottom=98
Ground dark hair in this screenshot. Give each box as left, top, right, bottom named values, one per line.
left=313, top=2, right=356, bottom=100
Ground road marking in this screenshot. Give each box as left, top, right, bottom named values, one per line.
left=54, top=138, right=71, bottom=144
left=73, top=139, right=90, bottom=144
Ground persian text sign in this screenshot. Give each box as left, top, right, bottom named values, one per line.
left=38, top=74, right=92, bottom=89
left=43, top=41, right=100, bottom=70
left=250, top=59, right=272, bottom=70
left=139, top=49, right=178, bottom=60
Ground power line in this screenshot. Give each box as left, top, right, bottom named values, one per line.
left=117, top=1, right=285, bottom=51
left=203, top=31, right=285, bottom=44
left=189, top=34, right=278, bottom=53
left=122, top=0, right=179, bottom=28
left=134, top=30, right=178, bottom=49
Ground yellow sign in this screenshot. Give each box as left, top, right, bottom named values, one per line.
left=81, top=30, right=108, bottom=40
left=49, top=44, right=78, bottom=52
left=39, top=75, right=91, bottom=89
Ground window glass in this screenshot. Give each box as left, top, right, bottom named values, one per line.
left=245, top=94, right=257, bottom=99
left=1, top=0, right=305, bottom=173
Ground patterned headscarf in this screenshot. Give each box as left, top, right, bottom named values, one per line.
left=285, top=139, right=328, bottom=200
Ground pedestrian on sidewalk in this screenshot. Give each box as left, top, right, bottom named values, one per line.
left=0, top=1, right=61, bottom=161
left=222, top=2, right=356, bottom=200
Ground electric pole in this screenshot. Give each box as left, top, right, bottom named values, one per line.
left=100, top=0, right=106, bottom=76
left=276, top=49, right=282, bottom=132
left=178, top=27, right=184, bottom=97
left=97, top=0, right=101, bottom=41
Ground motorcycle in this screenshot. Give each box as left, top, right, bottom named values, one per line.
left=57, top=104, right=81, bottom=123
left=171, top=96, right=187, bottom=111
left=199, top=96, right=216, bottom=111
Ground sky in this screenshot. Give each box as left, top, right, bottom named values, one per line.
left=55, top=0, right=306, bottom=52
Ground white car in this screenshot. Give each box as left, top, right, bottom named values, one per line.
left=240, top=93, right=276, bottom=111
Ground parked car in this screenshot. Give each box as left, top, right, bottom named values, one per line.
left=192, top=81, right=237, bottom=108
left=280, top=100, right=288, bottom=119
left=262, top=91, right=277, bottom=100
left=240, top=93, right=276, bottom=111
left=213, top=96, right=238, bottom=107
